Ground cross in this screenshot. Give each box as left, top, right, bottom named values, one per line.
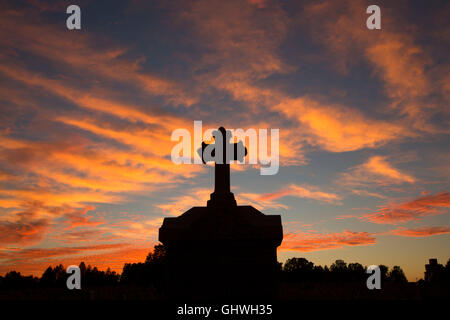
left=199, top=127, right=247, bottom=207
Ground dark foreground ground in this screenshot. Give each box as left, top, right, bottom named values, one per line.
left=0, top=281, right=448, bottom=301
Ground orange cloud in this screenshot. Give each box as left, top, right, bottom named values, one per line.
left=0, top=217, right=48, bottom=247
left=389, top=226, right=450, bottom=237
left=280, top=230, right=376, bottom=252
left=55, top=117, right=174, bottom=157
left=0, top=130, right=202, bottom=204
left=0, top=201, right=107, bottom=247
left=0, top=189, right=121, bottom=209
left=62, top=206, right=103, bottom=229
left=106, top=218, right=162, bottom=241
left=363, top=192, right=450, bottom=224
left=156, top=188, right=211, bottom=216
left=0, top=63, right=190, bottom=132
left=274, top=97, right=412, bottom=153
left=341, top=156, right=416, bottom=187
left=363, top=156, right=415, bottom=183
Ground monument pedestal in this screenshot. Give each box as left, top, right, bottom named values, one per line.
left=159, top=205, right=282, bottom=299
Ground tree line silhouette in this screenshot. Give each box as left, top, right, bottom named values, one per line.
left=279, top=258, right=410, bottom=284
left=1, top=244, right=449, bottom=299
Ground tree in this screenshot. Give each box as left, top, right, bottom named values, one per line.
left=1, top=271, right=38, bottom=289
left=121, top=244, right=167, bottom=291
left=387, top=266, right=407, bottom=284
left=445, top=259, right=450, bottom=283
left=282, top=258, right=315, bottom=282
left=283, top=258, right=314, bottom=273
left=145, top=244, right=166, bottom=264
left=378, top=264, right=389, bottom=282
left=347, top=263, right=365, bottom=282
left=348, top=263, right=365, bottom=273
left=330, top=259, right=347, bottom=272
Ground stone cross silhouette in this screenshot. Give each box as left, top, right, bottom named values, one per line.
left=200, top=127, right=247, bottom=207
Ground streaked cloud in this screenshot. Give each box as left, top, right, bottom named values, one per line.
left=363, top=192, right=450, bottom=224
left=280, top=230, right=376, bottom=252
left=389, top=226, right=450, bottom=237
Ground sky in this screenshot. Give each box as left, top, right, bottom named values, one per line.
left=0, top=0, right=449, bottom=281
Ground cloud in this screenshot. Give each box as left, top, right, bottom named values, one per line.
left=55, top=117, right=179, bottom=158
left=0, top=127, right=203, bottom=244
left=0, top=216, right=48, bottom=247
left=178, top=0, right=419, bottom=162
left=0, top=200, right=108, bottom=247
left=62, top=206, right=103, bottom=229
left=301, top=0, right=448, bottom=131
left=0, top=188, right=121, bottom=209
left=157, top=184, right=340, bottom=215
left=274, top=98, right=412, bottom=153
left=236, top=192, right=289, bottom=211
left=106, top=218, right=163, bottom=241
left=362, top=192, right=450, bottom=224
left=389, top=226, right=450, bottom=237
left=0, top=243, right=128, bottom=261
left=350, top=189, right=386, bottom=199
left=156, top=188, right=211, bottom=216
left=255, top=184, right=341, bottom=204
left=362, top=156, right=415, bottom=183
left=341, top=156, right=416, bottom=187
left=280, top=230, right=376, bottom=252
left=183, top=0, right=291, bottom=81
left=0, top=63, right=190, bottom=131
